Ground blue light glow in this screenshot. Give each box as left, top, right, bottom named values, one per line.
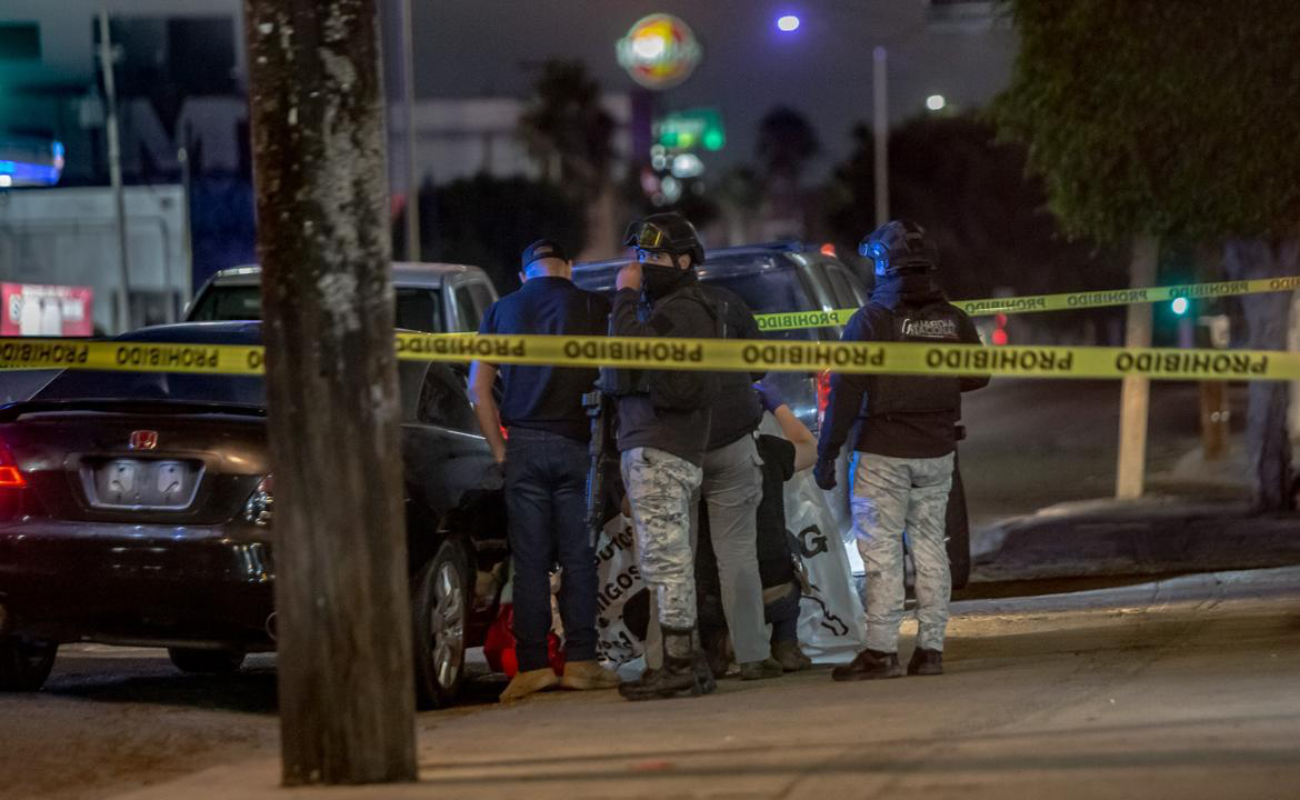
left=1171, top=297, right=1190, bottom=316
left=777, top=15, right=800, bottom=32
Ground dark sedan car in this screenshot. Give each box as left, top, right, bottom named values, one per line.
left=0, top=322, right=508, bottom=708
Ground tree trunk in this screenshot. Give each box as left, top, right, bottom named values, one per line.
left=1223, top=239, right=1298, bottom=512
left=1116, top=234, right=1159, bottom=500
left=1289, top=291, right=1300, bottom=459
left=243, top=0, right=417, bottom=786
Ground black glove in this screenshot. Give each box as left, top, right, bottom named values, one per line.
left=813, top=457, right=837, bottom=491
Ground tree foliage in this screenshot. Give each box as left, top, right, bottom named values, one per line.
left=992, top=0, right=1300, bottom=242
left=825, top=115, right=1124, bottom=309
left=517, top=59, right=614, bottom=198
left=756, top=106, right=821, bottom=184
left=401, top=174, right=588, bottom=294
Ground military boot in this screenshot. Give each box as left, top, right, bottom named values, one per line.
left=772, top=639, right=813, bottom=672
left=831, top=649, right=904, bottom=682
left=619, top=628, right=704, bottom=701
left=907, top=647, right=944, bottom=676
left=693, top=650, right=718, bottom=695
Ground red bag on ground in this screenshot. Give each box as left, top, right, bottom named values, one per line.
left=482, top=603, right=566, bottom=678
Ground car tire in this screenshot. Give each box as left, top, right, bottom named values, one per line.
left=0, top=637, right=58, bottom=692
left=412, top=539, right=470, bottom=710
left=945, top=461, right=972, bottom=591
left=167, top=647, right=246, bottom=674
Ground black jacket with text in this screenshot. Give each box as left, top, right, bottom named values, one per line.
left=817, top=273, right=989, bottom=460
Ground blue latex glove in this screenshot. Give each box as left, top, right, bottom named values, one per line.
left=753, top=379, right=785, bottom=414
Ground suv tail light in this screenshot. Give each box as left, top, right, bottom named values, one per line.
left=243, top=474, right=273, bottom=526
left=815, top=370, right=832, bottom=430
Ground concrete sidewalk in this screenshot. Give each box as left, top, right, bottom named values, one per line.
left=108, top=567, right=1300, bottom=800
left=972, top=496, right=1300, bottom=582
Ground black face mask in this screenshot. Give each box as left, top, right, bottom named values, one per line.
left=642, top=261, right=691, bottom=300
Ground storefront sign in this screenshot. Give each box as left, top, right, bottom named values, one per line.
left=2, top=283, right=94, bottom=337
left=616, top=13, right=703, bottom=90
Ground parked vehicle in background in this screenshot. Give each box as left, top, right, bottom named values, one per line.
left=186, top=262, right=500, bottom=334
left=0, top=322, right=508, bottom=707
left=572, top=242, right=972, bottom=588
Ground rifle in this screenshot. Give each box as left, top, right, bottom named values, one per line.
left=583, top=385, right=617, bottom=546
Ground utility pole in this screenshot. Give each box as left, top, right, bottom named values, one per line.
left=96, top=10, right=132, bottom=334
left=1115, top=234, right=1159, bottom=499
left=243, top=0, right=416, bottom=786
left=399, top=0, right=420, bottom=261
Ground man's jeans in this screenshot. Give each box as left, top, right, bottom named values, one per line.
left=622, top=446, right=703, bottom=667
left=850, top=451, right=955, bottom=653
left=505, top=428, right=598, bottom=671
left=700, top=434, right=769, bottom=663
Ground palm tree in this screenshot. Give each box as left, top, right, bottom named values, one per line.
left=518, top=60, right=614, bottom=198
left=755, top=106, right=821, bottom=186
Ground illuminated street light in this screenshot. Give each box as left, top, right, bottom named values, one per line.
left=926, top=94, right=947, bottom=111
left=777, top=15, right=801, bottom=32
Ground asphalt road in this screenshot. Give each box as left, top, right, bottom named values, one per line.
left=958, top=379, right=1250, bottom=526
left=4, top=565, right=1298, bottom=800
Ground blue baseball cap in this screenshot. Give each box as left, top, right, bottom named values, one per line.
left=521, top=239, right=570, bottom=270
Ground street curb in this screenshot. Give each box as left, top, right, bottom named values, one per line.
left=974, top=499, right=1300, bottom=581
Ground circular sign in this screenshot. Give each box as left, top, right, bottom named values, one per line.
left=616, top=14, right=702, bottom=91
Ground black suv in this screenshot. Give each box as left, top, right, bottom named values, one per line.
left=572, top=243, right=971, bottom=588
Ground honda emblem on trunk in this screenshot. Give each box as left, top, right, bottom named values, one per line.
left=129, top=430, right=159, bottom=451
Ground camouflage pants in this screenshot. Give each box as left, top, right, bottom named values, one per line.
left=851, top=452, right=954, bottom=653
left=621, top=447, right=704, bottom=634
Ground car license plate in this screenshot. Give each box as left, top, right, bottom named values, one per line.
left=93, top=459, right=195, bottom=509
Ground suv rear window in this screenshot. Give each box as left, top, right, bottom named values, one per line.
left=188, top=285, right=261, bottom=322
left=699, top=256, right=824, bottom=341
left=189, top=285, right=444, bottom=332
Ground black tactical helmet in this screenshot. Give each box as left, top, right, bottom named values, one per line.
left=623, top=213, right=705, bottom=266
left=859, top=220, right=939, bottom=278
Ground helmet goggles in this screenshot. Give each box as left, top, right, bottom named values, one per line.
left=623, top=220, right=675, bottom=254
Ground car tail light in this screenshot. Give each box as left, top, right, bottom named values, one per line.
left=0, top=440, right=28, bottom=521
left=815, top=370, right=832, bottom=429
left=243, top=474, right=273, bottom=526
left=0, top=466, right=24, bottom=490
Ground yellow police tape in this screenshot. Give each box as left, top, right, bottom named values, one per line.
left=3, top=334, right=1300, bottom=382
left=753, top=275, right=1300, bottom=332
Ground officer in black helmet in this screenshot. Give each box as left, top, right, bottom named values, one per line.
left=609, top=212, right=722, bottom=701
left=814, top=220, right=988, bottom=681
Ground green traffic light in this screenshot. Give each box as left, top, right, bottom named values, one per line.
left=1171, top=297, right=1190, bottom=316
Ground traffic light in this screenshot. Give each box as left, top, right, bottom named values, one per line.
left=1171, top=297, right=1190, bottom=316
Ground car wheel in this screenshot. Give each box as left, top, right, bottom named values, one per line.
left=945, top=461, right=972, bottom=591
left=167, top=647, right=246, bottom=674
left=0, top=637, right=57, bottom=692
left=412, top=539, right=469, bottom=710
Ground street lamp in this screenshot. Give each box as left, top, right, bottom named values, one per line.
left=777, top=15, right=801, bottom=32
left=926, top=93, right=947, bottom=111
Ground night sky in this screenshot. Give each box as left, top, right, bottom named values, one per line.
left=412, top=0, right=1018, bottom=178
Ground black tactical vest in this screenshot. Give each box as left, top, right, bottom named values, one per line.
left=603, top=285, right=724, bottom=411
left=866, top=301, right=962, bottom=418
